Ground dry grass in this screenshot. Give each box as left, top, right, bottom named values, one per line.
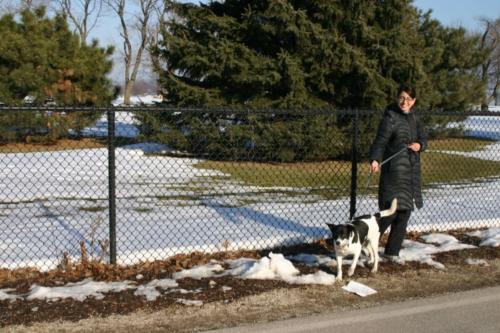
left=0, top=138, right=105, bottom=153
left=0, top=249, right=262, bottom=289
left=428, top=137, right=494, bottom=152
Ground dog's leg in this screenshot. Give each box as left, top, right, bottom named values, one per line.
left=336, top=255, right=343, bottom=281
left=348, top=250, right=360, bottom=277
left=366, top=243, right=375, bottom=265
left=372, top=236, right=380, bottom=273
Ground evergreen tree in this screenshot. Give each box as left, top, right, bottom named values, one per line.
left=0, top=7, right=115, bottom=143
left=417, top=11, right=487, bottom=110
left=154, top=0, right=488, bottom=109
left=144, top=0, right=491, bottom=162
left=0, top=7, right=114, bottom=105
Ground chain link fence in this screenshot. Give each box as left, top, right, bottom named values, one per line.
left=0, top=106, right=499, bottom=270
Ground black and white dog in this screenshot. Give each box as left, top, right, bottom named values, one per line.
left=326, top=198, right=397, bottom=281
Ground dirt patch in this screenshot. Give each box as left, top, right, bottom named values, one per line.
left=1, top=231, right=499, bottom=333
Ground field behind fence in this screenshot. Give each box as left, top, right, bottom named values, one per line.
left=0, top=107, right=499, bottom=271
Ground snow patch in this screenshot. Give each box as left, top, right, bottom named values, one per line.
left=133, top=278, right=178, bottom=301
left=467, top=228, right=500, bottom=247
left=224, top=252, right=336, bottom=285
left=391, top=234, right=476, bottom=270
left=465, top=258, right=489, bottom=266
left=112, top=95, right=162, bottom=106
left=0, top=288, right=20, bottom=302
left=176, top=299, right=203, bottom=306
left=27, top=279, right=135, bottom=302
left=172, top=262, right=224, bottom=280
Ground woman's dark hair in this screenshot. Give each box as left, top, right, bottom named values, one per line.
left=397, top=84, right=416, bottom=99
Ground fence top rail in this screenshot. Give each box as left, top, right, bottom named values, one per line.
left=0, top=106, right=498, bottom=117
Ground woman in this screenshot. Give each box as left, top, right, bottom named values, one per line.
left=369, top=84, right=427, bottom=258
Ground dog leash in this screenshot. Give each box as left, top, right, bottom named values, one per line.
left=358, top=147, right=408, bottom=214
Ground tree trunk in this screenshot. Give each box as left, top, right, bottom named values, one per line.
left=124, top=80, right=134, bottom=105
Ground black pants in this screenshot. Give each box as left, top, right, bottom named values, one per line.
left=378, top=210, right=411, bottom=256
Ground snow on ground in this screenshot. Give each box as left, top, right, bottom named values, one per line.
left=1, top=97, right=497, bottom=303
left=223, top=252, right=336, bottom=285
left=466, top=228, right=500, bottom=247
left=395, top=240, right=474, bottom=270
left=420, top=233, right=476, bottom=252
left=172, top=262, right=225, bottom=280
left=0, top=142, right=499, bottom=271
left=0, top=229, right=494, bottom=303
left=287, top=232, right=487, bottom=271
left=465, top=258, right=489, bottom=266
left=383, top=233, right=476, bottom=270
left=77, top=94, right=163, bottom=138
left=0, top=106, right=499, bottom=270
left=112, top=95, right=163, bottom=106
left=440, top=111, right=500, bottom=161
left=134, top=278, right=178, bottom=301
left=0, top=251, right=337, bottom=304
left=0, top=288, right=20, bottom=302
left=462, top=115, right=500, bottom=141
left=27, top=279, right=135, bottom=302
left=176, top=299, right=203, bottom=306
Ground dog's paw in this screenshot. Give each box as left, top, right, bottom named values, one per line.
left=370, top=267, right=378, bottom=273
left=347, top=268, right=355, bottom=276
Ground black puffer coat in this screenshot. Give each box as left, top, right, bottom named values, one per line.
left=369, top=105, right=427, bottom=211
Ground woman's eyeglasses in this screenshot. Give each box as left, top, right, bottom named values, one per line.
left=398, top=96, right=414, bottom=103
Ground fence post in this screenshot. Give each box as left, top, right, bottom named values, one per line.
left=107, top=109, right=117, bottom=265
left=349, top=109, right=359, bottom=219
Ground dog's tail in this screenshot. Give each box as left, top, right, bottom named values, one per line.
left=379, top=198, right=398, bottom=218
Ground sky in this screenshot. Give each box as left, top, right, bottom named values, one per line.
left=413, top=0, right=500, bottom=32
left=93, top=0, right=500, bottom=42
left=89, top=0, right=500, bottom=83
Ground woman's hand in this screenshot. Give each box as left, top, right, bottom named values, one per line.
left=408, top=142, right=421, bottom=152
left=370, top=160, right=380, bottom=173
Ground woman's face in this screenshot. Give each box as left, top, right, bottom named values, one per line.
left=398, top=91, right=416, bottom=113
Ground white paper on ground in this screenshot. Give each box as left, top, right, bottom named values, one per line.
left=342, top=281, right=377, bottom=297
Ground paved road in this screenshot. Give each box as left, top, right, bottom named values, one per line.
left=206, top=286, right=500, bottom=333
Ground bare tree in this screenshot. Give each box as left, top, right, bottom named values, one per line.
left=56, top=0, right=105, bottom=45
left=143, top=1, right=170, bottom=94
left=147, top=3, right=167, bottom=77
left=479, top=18, right=500, bottom=109
left=106, top=0, right=159, bottom=105
left=0, top=0, right=16, bottom=14
left=20, top=0, right=36, bottom=9
left=1, top=0, right=49, bottom=12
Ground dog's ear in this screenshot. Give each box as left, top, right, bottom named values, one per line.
left=326, top=223, right=338, bottom=234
